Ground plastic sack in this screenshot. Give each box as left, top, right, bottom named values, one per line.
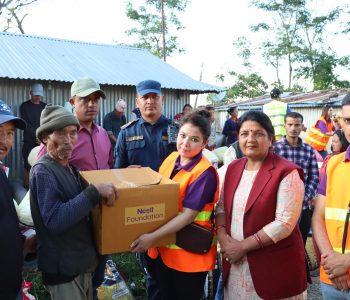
left=17, top=191, right=34, bottom=227
left=212, top=146, right=228, bottom=165
left=97, top=259, right=134, bottom=300
left=202, top=149, right=218, bottom=169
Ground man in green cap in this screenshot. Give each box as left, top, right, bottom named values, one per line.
left=37, top=77, right=113, bottom=299
left=31, top=105, right=118, bottom=300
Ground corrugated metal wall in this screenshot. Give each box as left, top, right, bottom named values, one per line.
left=217, top=106, right=341, bottom=135
left=1, top=78, right=187, bottom=179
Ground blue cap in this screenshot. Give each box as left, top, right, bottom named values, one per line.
left=0, top=100, right=26, bottom=129
left=31, top=83, right=44, bottom=97
left=136, top=80, right=161, bottom=96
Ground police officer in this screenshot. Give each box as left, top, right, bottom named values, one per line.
left=114, top=79, right=175, bottom=300
left=115, top=79, right=174, bottom=171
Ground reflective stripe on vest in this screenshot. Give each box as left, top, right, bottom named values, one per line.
left=320, top=152, right=350, bottom=284
left=147, top=151, right=219, bottom=272
left=263, top=100, right=287, bottom=136
left=325, top=207, right=348, bottom=221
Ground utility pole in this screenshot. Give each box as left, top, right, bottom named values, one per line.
left=161, top=0, right=166, bottom=61
left=194, top=62, right=204, bottom=108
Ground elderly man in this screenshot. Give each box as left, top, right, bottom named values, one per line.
left=20, top=83, right=47, bottom=186
left=115, top=79, right=175, bottom=300
left=37, top=77, right=113, bottom=299
left=30, top=105, right=118, bottom=300
left=0, top=99, right=35, bottom=299
left=312, top=93, right=350, bottom=298
left=103, top=99, right=127, bottom=146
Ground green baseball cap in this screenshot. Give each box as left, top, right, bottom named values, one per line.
left=71, top=77, right=106, bottom=99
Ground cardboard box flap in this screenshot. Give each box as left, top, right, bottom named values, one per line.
left=81, top=167, right=162, bottom=188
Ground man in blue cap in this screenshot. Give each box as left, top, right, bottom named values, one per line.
left=0, top=99, right=36, bottom=299
left=115, top=79, right=175, bottom=300
left=20, top=83, right=47, bottom=187
left=115, top=79, right=174, bottom=171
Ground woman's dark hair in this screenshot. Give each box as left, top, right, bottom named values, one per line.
left=182, top=104, right=192, bottom=111
left=333, top=129, right=349, bottom=152
left=237, top=110, right=275, bottom=140
left=227, top=106, right=237, bottom=114
left=181, top=109, right=211, bottom=141
left=321, top=104, right=332, bottom=120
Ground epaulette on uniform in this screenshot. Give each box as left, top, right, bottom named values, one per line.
left=121, top=119, right=138, bottom=130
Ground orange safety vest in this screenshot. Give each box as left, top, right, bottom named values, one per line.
left=305, top=117, right=333, bottom=151
left=148, top=151, right=219, bottom=272
left=320, top=152, right=350, bottom=284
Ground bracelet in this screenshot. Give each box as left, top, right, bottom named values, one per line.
left=216, top=224, right=226, bottom=231
left=253, top=233, right=264, bottom=249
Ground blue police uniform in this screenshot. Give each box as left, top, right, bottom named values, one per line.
left=114, top=114, right=175, bottom=171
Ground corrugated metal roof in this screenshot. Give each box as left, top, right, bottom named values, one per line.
left=217, top=89, right=349, bottom=111
left=0, top=32, right=223, bottom=93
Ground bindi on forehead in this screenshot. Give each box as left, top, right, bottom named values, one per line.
left=241, top=129, right=265, bottom=133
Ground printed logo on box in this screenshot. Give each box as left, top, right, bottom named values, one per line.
left=125, top=203, right=165, bottom=225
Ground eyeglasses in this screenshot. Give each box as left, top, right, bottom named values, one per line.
left=342, top=117, right=350, bottom=126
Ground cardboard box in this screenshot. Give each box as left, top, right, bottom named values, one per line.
left=80, top=167, right=179, bottom=254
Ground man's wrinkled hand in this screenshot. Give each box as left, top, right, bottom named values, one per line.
left=94, top=183, right=118, bottom=206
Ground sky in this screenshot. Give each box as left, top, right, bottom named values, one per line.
left=8, top=0, right=350, bottom=102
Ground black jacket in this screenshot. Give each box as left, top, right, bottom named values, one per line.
left=0, top=169, right=23, bottom=299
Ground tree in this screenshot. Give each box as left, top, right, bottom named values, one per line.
left=250, top=0, right=306, bottom=89
left=215, top=36, right=268, bottom=102
left=295, top=51, right=350, bottom=90
left=125, top=0, right=189, bottom=60
left=294, top=6, right=349, bottom=89
left=0, top=0, right=38, bottom=33
left=251, top=0, right=348, bottom=90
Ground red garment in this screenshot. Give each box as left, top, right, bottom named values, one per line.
left=222, top=152, right=307, bottom=299
left=173, top=112, right=184, bottom=121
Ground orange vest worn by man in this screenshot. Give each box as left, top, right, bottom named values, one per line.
left=320, top=151, right=350, bottom=285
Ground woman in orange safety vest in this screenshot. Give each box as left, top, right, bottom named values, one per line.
left=131, top=110, right=219, bottom=300
left=305, top=105, right=335, bottom=159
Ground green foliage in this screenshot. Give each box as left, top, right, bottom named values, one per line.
left=125, top=0, right=189, bottom=58
left=226, top=72, right=268, bottom=99
left=216, top=36, right=268, bottom=102
left=112, top=253, right=146, bottom=299
left=21, top=254, right=147, bottom=300
left=295, top=51, right=350, bottom=90
left=250, top=0, right=307, bottom=89
left=22, top=271, right=50, bottom=300
left=250, top=0, right=348, bottom=91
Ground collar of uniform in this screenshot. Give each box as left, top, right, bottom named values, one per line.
left=344, top=145, right=350, bottom=162
left=281, top=135, right=303, bottom=147
left=174, top=151, right=203, bottom=172
left=79, top=122, right=99, bottom=133
left=139, top=114, right=167, bottom=126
